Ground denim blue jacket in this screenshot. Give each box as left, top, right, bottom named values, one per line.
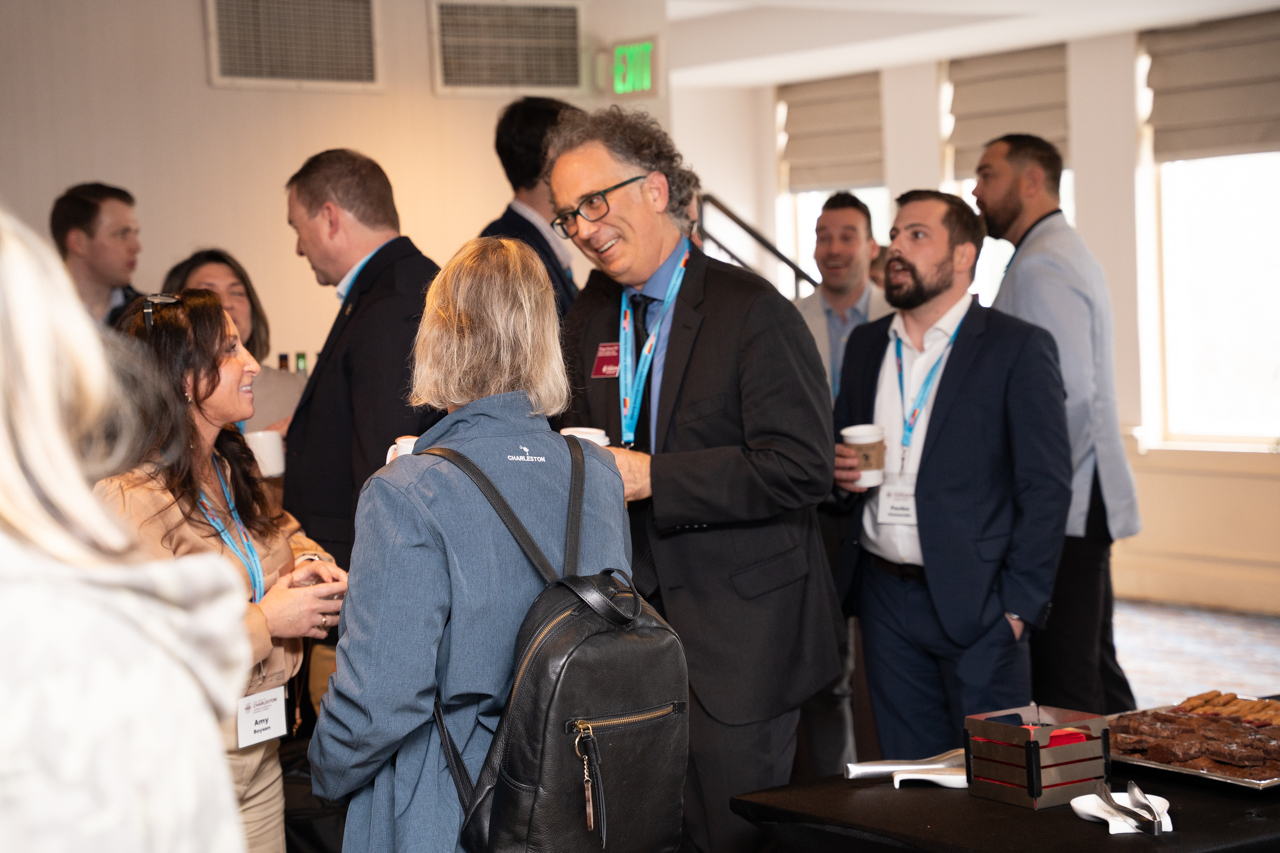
left=309, top=392, right=631, bottom=853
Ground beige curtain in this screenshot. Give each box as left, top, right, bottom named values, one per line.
left=779, top=72, right=882, bottom=192
left=949, top=45, right=1067, bottom=179
left=1142, top=10, right=1280, bottom=162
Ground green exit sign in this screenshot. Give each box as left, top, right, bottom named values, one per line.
left=613, top=41, right=654, bottom=95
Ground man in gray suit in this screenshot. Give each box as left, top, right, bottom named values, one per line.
left=794, top=192, right=893, bottom=397
left=974, top=134, right=1141, bottom=715
left=792, top=192, right=893, bottom=775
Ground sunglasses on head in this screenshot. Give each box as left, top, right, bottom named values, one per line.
left=142, top=294, right=179, bottom=333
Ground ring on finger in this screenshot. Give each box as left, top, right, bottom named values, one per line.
left=321, top=614, right=328, bottom=629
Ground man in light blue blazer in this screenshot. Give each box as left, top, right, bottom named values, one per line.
left=974, top=134, right=1141, bottom=716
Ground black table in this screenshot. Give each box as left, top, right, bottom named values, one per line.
left=731, top=762, right=1280, bottom=852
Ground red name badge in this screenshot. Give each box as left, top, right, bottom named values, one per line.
left=591, top=342, right=621, bottom=379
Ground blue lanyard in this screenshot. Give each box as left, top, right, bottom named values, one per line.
left=198, top=457, right=265, bottom=602
left=618, top=245, right=690, bottom=448
left=895, top=317, right=964, bottom=454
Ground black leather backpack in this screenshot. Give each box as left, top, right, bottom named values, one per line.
left=419, top=436, right=688, bottom=852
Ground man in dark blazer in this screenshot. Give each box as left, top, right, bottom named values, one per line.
left=832, top=190, right=1072, bottom=760
left=283, top=149, right=444, bottom=571
left=550, top=107, right=843, bottom=853
left=480, top=97, right=583, bottom=316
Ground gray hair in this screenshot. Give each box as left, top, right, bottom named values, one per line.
left=410, top=238, right=569, bottom=415
left=0, top=209, right=161, bottom=564
left=545, top=106, right=701, bottom=230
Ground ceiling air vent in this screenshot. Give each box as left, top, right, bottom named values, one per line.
left=206, top=0, right=380, bottom=90
left=431, top=1, right=584, bottom=94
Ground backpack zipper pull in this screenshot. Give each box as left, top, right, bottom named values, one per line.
left=575, top=723, right=595, bottom=831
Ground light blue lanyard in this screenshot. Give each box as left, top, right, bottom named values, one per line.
left=895, top=317, right=964, bottom=454
left=618, top=247, right=690, bottom=448
left=198, top=457, right=265, bottom=602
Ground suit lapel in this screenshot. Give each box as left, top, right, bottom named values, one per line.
left=918, top=301, right=986, bottom=472
left=860, top=320, right=890, bottom=424
left=654, top=250, right=707, bottom=453
left=295, top=237, right=412, bottom=414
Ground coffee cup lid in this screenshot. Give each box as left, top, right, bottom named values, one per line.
left=841, top=424, right=885, bottom=442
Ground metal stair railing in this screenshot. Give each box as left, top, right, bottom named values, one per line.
left=697, top=193, right=817, bottom=298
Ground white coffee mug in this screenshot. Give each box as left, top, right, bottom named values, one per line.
left=244, top=430, right=285, bottom=478
left=840, top=424, right=885, bottom=488
left=386, top=435, right=419, bottom=465
left=560, top=427, right=610, bottom=447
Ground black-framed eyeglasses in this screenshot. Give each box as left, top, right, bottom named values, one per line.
left=551, top=174, right=648, bottom=239
left=142, top=294, right=179, bottom=333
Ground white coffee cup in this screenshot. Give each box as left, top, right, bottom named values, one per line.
left=386, top=435, right=419, bottom=465
left=244, top=430, right=285, bottom=478
left=840, top=424, right=885, bottom=488
left=560, top=427, right=610, bottom=447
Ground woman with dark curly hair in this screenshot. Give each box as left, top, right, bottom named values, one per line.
left=163, top=249, right=305, bottom=432
left=95, top=288, right=347, bottom=853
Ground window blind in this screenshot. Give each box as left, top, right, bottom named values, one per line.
left=779, top=72, right=882, bottom=192
left=1142, top=10, right=1280, bottom=162
left=949, top=45, right=1067, bottom=179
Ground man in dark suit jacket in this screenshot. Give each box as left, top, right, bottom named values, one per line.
left=551, top=107, right=842, bottom=853
left=832, top=190, right=1072, bottom=760
left=480, top=97, right=583, bottom=316
left=283, top=149, right=444, bottom=571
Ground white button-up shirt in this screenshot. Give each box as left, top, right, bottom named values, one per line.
left=860, top=293, right=972, bottom=566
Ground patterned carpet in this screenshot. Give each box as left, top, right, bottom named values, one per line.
left=1114, top=600, right=1280, bottom=710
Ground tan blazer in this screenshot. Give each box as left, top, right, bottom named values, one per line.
left=793, top=283, right=893, bottom=391
left=95, top=465, right=329, bottom=704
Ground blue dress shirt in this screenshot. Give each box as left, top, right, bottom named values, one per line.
left=624, top=236, right=689, bottom=454
left=823, top=285, right=871, bottom=396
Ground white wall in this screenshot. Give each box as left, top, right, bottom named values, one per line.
left=881, top=63, right=945, bottom=199
left=670, top=85, right=777, bottom=278
left=1067, top=33, right=1143, bottom=429
left=0, top=0, right=667, bottom=361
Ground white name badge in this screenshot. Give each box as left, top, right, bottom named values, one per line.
left=237, top=685, right=287, bottom=749
left=876, top=475, right=919, bottom=526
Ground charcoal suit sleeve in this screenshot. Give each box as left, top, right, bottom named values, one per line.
left=346, top=294, right=433, bottom=508
left=309, top=476, right=449, bottom=799
left=649, top=292, right=834, bottom=529
left=1000, top=326, right=1074, bottom=628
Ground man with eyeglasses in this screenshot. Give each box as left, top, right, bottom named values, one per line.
left=551, top=107, right=841, bottom=853
left=50, top=183, right=142, bottom=326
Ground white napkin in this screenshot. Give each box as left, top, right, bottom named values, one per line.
left=1071, top=792, right=1172, bottom=834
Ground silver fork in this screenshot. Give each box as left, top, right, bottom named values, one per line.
left=1094, top=780, right=1160, bottom=836
left=1127, top=780, right=1167, bottom=831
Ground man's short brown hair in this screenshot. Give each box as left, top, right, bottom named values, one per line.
left=49, top=183, right=135, bottom=259
left=986, top=134, right=1064, bottom=197
left=287, top=149, right=400, bottom=232
left=895, top=190, right=986, bottom=264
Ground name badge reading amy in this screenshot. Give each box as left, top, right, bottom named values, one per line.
left=591, top=342, right=621, bottom=379
left=237, top=685, right=287, bottom=748
left=876, top=475, right=919, bottom=526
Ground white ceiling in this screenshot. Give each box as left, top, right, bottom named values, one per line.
left=666, top=0, right=1280, bottom=87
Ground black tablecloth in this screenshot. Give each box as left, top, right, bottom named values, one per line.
left=731, top=762, right=1280, bottom=852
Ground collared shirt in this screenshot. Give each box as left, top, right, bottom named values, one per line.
left=334, top=240, right=393, bottom=303
left=822, top=284, right=872, bottom=397
left=509, top=198, right=575, bottom=274
left=624, top=236, right=689, bottom=454
left=860, top=293, right=972, bottom=566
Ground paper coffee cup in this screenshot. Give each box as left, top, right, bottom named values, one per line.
left=560, top=427, right=610, bottom=447
left=840, top=424, right=885, bottom=488
left=244, top=430, right=285, bottom=478
left=386, top=435, right=419, bottom=465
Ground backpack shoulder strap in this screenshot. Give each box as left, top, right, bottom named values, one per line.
left=563, top=434, right=585, bottom=577
left=434, top=695, right=475, bottom=809
left=418, top=446, right=558, bottom=585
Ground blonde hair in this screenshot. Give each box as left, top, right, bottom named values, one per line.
left=0, top=209, right=141, bottom=565
left=411, top=237, right=569, bottom=415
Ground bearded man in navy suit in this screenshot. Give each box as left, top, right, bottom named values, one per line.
left=832, top=190, right=1072, bottom=760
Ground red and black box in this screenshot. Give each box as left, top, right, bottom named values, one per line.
left=964, top=705, right=1110, bottom=809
